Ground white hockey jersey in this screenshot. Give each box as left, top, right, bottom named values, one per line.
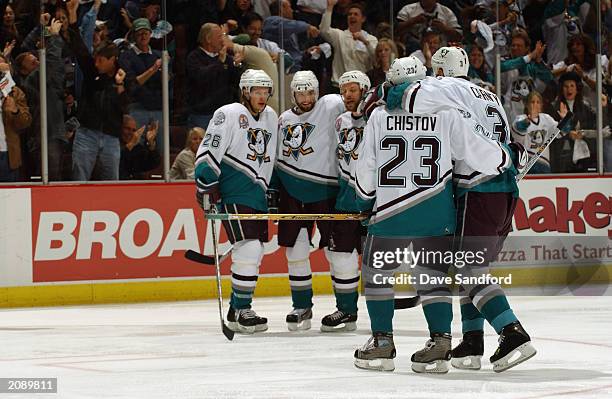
left=194, top=103, right=278, bottom=211
left=276, top=94, right=345, bottom=203
left=511, top=113, right=557, bottom=167
left=335, top=111, right=366, bottom=212
left=395, top=76, right=518, bottom=196
left=354, top=106, right=513, bottom=237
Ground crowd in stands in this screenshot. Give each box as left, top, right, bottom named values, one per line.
left=0, top=0, right=611, bottom=183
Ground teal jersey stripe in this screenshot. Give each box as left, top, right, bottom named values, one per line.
left=336, top=176, right=359, bottom=212
left=277, top=168, right=339, bottom=203
left=368, top=181, right=456, bottom=237
left=456, top=171, right=520, bottom=198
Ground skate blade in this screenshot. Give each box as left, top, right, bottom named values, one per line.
left=227, top=321, right=255, bottom=334
left=451, top=355, right=482, bottom=370
left=254, top=323, right=268, bottom=332
left=493, top=342, right=537, bottom=373
left=354, top=357, right=395, bottom=372
left=412, top=359, right=450, bottom=374
left=287, top=319, right=311, bottom=331
left=320, top=321, right=357, bottom=332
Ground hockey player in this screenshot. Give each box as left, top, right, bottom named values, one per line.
left=194, top=69, right=278, bottom=334
left=276, top=70, right=345, bottom=331
left=352, top=56, right=526, bottom=373
left=385, top=49, right=535, bottom=373
left=320, top=70, right=371, bottom=332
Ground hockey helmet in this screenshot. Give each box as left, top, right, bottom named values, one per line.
left=339, top=70, right=371, bottom=92
left=386, top=56, right=427, bottom=86
left=290, top=70, right=319, bottom=105
left=239, top=69, right=274, bottom=95
left=431, top=46, right=469, bottom=77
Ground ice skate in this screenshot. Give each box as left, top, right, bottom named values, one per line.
left=411, top=333, right=452, bottom=373
left=451, top=330, right=484, bottom=370
left=227, top=307, right=268, bottom=334
left=286, top=308, right=313, bottom=331
left=490, top=322, right=536, bottom=372
left=320, top=310, right=357, bottom=332
left=354, top=332, right=396, bottom=371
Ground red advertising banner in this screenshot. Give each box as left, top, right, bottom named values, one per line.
left=30, top=183, right=329, bottom=282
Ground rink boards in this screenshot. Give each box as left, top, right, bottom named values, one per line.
left=0, top=176, right=611, bottom=307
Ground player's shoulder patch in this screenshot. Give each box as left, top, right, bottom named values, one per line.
left=213, top=111, right=226, bottom=126
left=238, top=113, right=249, bottom=128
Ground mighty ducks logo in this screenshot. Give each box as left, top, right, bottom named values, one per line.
left=510, top=78, right=535, bottom=102
left=282, top=123, right=315, bottom=160
left=246, top=128, right=272, bottom=165
left=337, top=127, right=363, bottom=163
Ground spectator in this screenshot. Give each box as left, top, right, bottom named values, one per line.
left=552, top=34, right=602, bottom=108
left=467, top=44, right=494, bottom=92
left=263, top=0, right=320, bottom=72
left=512, top=91, right=558, bottom=174
left=546, top=72, right=598, bottom=173
left=0, top=4, right=21, bottom=59
left=221, top=0, right=253, bottom=33
left=142, top=0, right=174, bottom=51
left=119, top=18, right=167, bottom=155
left=319, top=0, right=377, bottom=90
left=170, top=126, right=204, bottom=180
left=120, top=115, right=160, bottom=180
left=396, top=0, right=461, bottom=54
left=186, top=22, right=244, bottom=130
left=0, top=55, right=32, bottom=182
left=409, top=28, right=441, bottom=69
left=366, top=37, right=398, bottom=87
left=242, top=12, right=282, bottom=63
left=500, top=30, right=553, bottom=123
left=295, top=0, right=327, bottom=26
left=66, top=0, right=128, bottom=181
left=15, top=17, right=66, bottom=181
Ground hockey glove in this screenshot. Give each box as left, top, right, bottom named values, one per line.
left=508, top=141, right=528, bottom=175
left=195, top=183, right=221, bottom=211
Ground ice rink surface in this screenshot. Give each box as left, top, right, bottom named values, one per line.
left=1, top=295, right=612, bottom=399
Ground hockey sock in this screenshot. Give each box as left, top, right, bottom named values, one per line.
left=421, top=300, right=453, bottom=334
left=460, top=297, right=485, bottom=333
left=478, top=295, right=518, bottom=334
left=229, top=239, right=264, bottom=310
left=366, top=299, right=394, bottom=333
left=326, top=249, right=359, bottom=314
left=287, top=229, right=313, bottom=309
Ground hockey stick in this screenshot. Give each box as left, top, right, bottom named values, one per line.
left=394, top=296, right=421, bottom=309
left=515, top=112, right=573, bottom=181
left=199, top=204, right=234, bottom=341
left=184, top=246, right=232, bottom=265
left=205, top=213, right=368, bottom=221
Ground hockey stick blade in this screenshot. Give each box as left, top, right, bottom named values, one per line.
left=394, top=296, right=420, bottom=309
left=184, top=249, right=214, bottom=264
left=222, top=323, right=235, bottom=341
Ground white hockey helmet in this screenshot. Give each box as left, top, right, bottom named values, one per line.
left=386, top=56, right=427, bottom=85
left=290, top=70, right=319, bottom=105
left=431, top=46, right=469, bottom=77
left=339, top=70, right=371, bottom=92
left=239, top=69, right=274, bottom=95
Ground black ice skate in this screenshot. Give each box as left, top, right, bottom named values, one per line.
left=451, top=330, right=484, bottom=370
left=354, top=332, right=396, bottom=372
left=227, top=307, right=268, bottom=334
left=320, top=310, right=357, bottom=332
left=490, top=322, right=536, bottom=372
left=286, top=308, right=313, bottom=331
left=411, top=333, right=452, bottom=373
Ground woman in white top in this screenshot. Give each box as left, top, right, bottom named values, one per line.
left=170, top=127, right=204, bottom=180
left=512, top=91, right=558, bottom=174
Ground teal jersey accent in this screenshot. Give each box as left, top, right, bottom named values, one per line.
left=335, top=176, right=359, bottom=212
left=196, top=161, right=268, bottom=211
left=276, top=168, right=339, bottom=203
left=367, top=181, right=456, bottom=237
left=456, top=170, right=519, bottom=198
